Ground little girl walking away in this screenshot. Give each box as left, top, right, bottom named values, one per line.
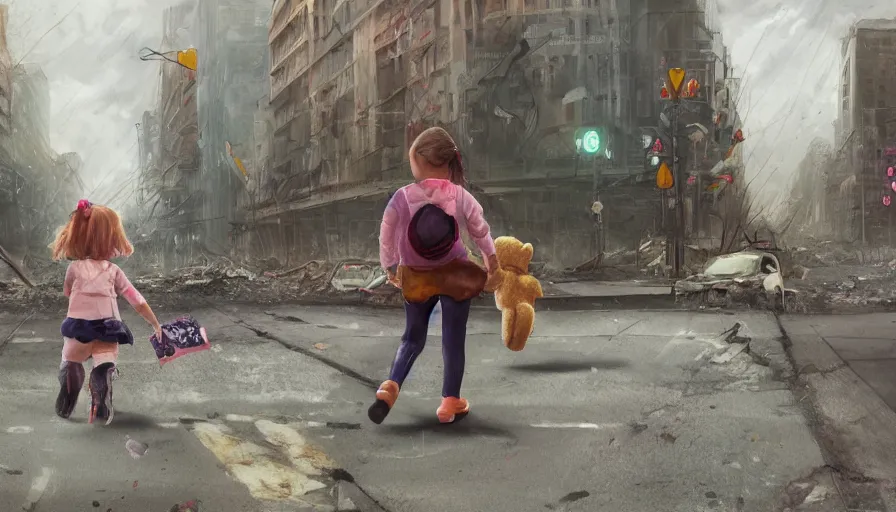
left=52, top=200, right=162, bottom=425
left=370, top=127, right=498, bottom=425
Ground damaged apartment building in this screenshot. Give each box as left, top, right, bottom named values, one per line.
left=824, top=18, right=896, bottom=246
left=0, top=5, right=83, bottom=278
left=253, top=0, right=740, bottom=268
left=139, top=0, right=270, bottom=268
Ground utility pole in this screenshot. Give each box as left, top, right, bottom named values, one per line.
left=657, top=67, right=688, bottom=278
left=671, top=101, right=685, bottom=277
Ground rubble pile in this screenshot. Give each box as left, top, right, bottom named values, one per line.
left=0, top=258, right=403, bottom=311
left=559, top=237, right=708, bottom=282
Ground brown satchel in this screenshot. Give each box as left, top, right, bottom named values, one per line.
left=397, top=258, right=487, bottom=303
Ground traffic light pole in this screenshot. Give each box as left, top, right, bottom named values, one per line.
left=671, top=102, right=685, bottom=278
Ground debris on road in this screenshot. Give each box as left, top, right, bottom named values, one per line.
left=169, top=500, right=202, bottom=512
left=125, top=436, right=149, bottom=459
left=0, top=257, right=403, bottom=311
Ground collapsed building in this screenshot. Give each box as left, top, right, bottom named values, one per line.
left=247, top=0, right=743, bottom=269
left=0, top=5, right=83, bottom=279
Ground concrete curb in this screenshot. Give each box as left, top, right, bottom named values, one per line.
left=777, top=316, right=896, bottom=489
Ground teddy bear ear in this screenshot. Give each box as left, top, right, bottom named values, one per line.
left=523, top=243, right=533, bottom=255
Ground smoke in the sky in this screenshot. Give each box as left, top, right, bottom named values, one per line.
left=5, top=0, right=896, bottom=219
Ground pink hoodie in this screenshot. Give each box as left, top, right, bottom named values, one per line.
left=380, top=179, right=496, bottom=271
left=64, top=259, right=146, bottom=321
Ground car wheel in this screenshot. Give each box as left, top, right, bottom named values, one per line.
left=773, top=287, right=784, bottom=310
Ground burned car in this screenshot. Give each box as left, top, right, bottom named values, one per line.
left=674, top=250, right=786, bottom=309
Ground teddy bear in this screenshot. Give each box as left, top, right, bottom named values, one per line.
left=491, top=236, right=544, bottom=351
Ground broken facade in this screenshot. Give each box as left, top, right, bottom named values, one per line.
left=195, top=0, right=270, bottom=255
left=252, top=0, right=740, bottom=268
left=139, top=0, right=203, bottom=269
left=835, top=18, right=896, bottom=245
left=0, top=5, right=82, bottom=278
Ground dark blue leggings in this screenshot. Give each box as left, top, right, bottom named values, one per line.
left=388, top=295, right=471, bottom=398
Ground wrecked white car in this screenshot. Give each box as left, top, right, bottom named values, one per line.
left=674, top=251, right=788, bottom=309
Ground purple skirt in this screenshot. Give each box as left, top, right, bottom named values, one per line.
left=61, top=317, right=134, bottom=345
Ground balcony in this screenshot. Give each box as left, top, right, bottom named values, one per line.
left=271, top=49, right=311, bottom=101
left=271, top=32, right=308, bottom=74
left=483, top=0, right=602, bottom=22
left=274, top=101, right=305, bottom=133
left=269, top=0, right=307, bottom=44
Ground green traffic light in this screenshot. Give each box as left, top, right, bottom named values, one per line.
left=581, top=130, right=601, bottom=154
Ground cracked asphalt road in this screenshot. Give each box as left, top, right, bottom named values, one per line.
left=0, top=305, right=858, bottom=511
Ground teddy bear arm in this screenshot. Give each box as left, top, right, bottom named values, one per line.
left=520, top=275, right=543, bottom=300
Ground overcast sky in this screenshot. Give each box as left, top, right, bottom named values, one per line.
left=6, top=0, right=175, bottom=209
left=716, top=0, right=894, bottom=214
left=5, top=0, right=896, bottom=216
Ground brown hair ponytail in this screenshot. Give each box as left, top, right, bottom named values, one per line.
left=412, top=127, right=466, bottom=186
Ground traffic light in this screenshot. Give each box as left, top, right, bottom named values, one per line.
left=575, top=127, right=609, bottom=157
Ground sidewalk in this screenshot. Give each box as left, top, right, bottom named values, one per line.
left=779, top=314, right=896, bottom=506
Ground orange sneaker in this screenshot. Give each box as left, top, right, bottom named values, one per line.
left=368, top=380, right=399, bottom=424
left=436, top=397, right=470, bottom=424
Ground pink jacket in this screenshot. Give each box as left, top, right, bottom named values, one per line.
left=64, top=260, right=146, bottom=321
left=380, top=179, right=496, bottom=271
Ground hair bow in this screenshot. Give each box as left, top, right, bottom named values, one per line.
left=76, top=199, right=92, bottom=218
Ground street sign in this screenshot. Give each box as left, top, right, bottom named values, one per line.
left=656, top=161, right=673, bottom=189
left=667, top=68, right=686, bottom=99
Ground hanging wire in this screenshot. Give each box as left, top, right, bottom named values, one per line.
left=138, top=47, right=197, bottom=71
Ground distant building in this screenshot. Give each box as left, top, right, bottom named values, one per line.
left=252, top=0, right=738, bottom=267
left=154, top=0, right=202, bottom=268
left=195, top=0, right=270, bottom=255
left=0, top=2, right=82, bottom=273
left=835, top=18, right=896, bottom=244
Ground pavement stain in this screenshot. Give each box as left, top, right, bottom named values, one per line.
left=189, top=420, right=332, bottom=503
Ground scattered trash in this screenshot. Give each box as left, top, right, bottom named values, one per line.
left=313, top=343, right=329, bottom=351
left=133, top=480, right=138, bottom=489
left=169, top=500, right=201, bottom=512
left=711, top=343, right=749, bottom=364
left=92, top=500, right=100, bottom=507
left=125, top=437, right=148, bottom=459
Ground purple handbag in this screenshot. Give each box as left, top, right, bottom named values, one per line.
left=149, top=316, right=210, bottom=367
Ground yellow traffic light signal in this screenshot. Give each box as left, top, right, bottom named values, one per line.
left=667, top=68, right=686, bottom=99
left=656, top=161, right=673, bottom=189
